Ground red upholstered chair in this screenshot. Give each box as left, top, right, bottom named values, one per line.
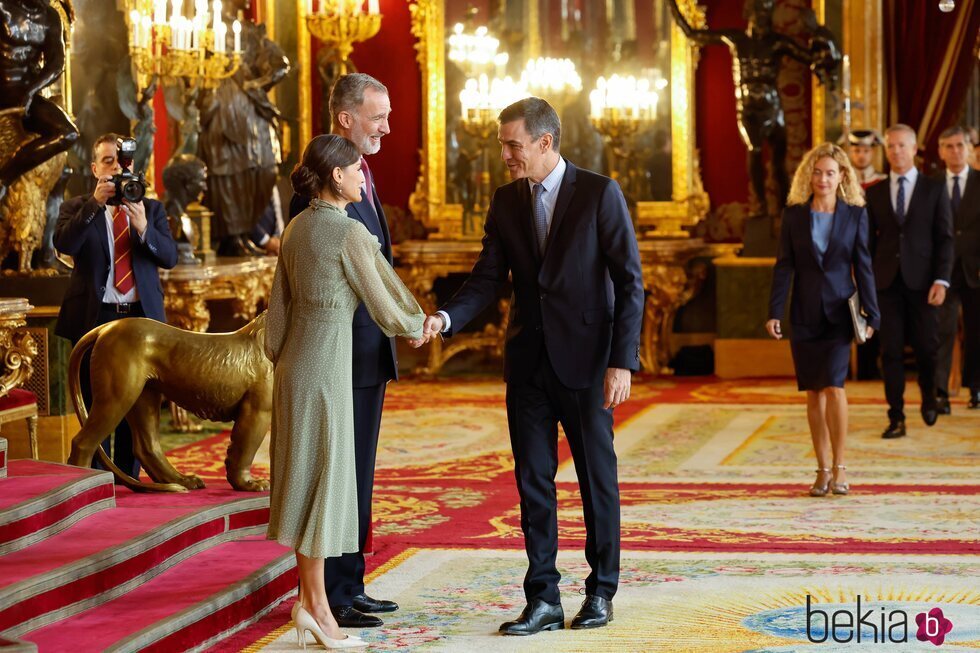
left=0, top=388, right=39, bottom=460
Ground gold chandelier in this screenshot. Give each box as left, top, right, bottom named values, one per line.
left=126, top=0, right=242, bottom=88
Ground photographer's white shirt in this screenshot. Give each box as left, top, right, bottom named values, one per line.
left=102, top=205, right=140, bottom=304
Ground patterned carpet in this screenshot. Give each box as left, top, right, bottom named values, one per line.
left=162, top=377, right=980, bottom=652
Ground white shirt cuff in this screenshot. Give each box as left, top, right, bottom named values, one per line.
left=934, top=279, right=950, bottom=288
left=257, top=233, right=271, bottom=247
left=435, top=310, right=451, bottom=332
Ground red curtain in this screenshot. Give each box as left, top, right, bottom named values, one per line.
left=884, top=0, right=980, bottom=166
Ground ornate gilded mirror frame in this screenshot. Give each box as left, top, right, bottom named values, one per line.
left=408, top=0, right=711, bottom=240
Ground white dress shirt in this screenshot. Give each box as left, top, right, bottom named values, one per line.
left=438, top=158, right=567, bottom=332
left=102, top=205, right=140, bottom=304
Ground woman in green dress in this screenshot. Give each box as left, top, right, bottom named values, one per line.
left=264, top=134, right=426, bottom=648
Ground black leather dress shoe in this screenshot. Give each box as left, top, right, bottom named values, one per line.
left=570, top=595, right=613, bottom=629
left=936, top=395, right=951, bottom=415
left=352, top=593, right=398, bottom=613
left=331, top=605, right=383, bottom=628
left=969, top=391, right=980, bottom=410
left=882, top=420, right=907, bottom=439
left=499, top=599, right=564, bottom=636
left=921, top=405, right=938, bottom=427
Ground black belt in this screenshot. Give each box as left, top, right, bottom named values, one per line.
left=101, top=301, right=142, bottom=314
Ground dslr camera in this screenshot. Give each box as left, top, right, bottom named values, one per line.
left=106, top=137, right=147, bottom=206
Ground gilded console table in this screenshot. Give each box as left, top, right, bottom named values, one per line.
left=0, top=298, right=39, bottom=458
left=396, top=239, right=739, bottom=376
left=160, top=257, right=277, bottom=332
left=0, top=298, right=37, bottom=396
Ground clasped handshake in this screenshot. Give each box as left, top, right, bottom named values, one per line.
left=406, top=314, right=446, bottom=349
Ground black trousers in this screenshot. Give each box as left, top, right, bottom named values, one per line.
left=505, top=353, right=620, bottom=604
left=877, top=278, right=940, bottom=421
left=324, top=382, right=386, bottom=607
left=75, top=303, right=145, bottom=478
left=936, top=278, right=980, bottom=395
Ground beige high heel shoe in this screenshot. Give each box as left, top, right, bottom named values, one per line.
left=809, top=468, right=832, bottom=497
left=831, top=464, right=849, bottom=495
left=294, top=604, right=367, bottom=650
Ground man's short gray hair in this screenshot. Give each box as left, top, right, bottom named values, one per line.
left=329, top=73, right=389, bottom=126
left=885, top=123, right=918, bottom=142
left=498, top=97, right=561, bottom=152
left=939, top=125, right=973, bottom=144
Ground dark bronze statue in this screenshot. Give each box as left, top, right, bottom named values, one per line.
left=668, top=0, right=840, bottom=214
left=316, top=43, right=349, bottom=133
left=117, top=64, right=157, bottom=176
left=0, top=0, right=79, bottom=200
left=198, top=0, right=289, bottom=258
left=162, top=154, right=209, bottom=265
left=164, top=82, right=202, bottom=157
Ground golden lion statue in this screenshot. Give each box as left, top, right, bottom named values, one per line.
left=67, top=313, right=272, bottom=492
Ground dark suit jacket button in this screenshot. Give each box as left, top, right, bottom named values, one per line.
left=99, top=286, right=105, bottom=292
left=535, top=325, right=542, bottom=332
left=539, top=292, right=547, bottom=299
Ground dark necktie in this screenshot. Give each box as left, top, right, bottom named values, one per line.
left=895, top=176, right=906, bottom=225
left=531, top=183, right=548, bottom=255
left=951, top=175, right=962, bottom=214
left=361, top=157, right=376, bottom=212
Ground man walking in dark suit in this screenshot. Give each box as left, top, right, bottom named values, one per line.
left=934, top=126, right=980, bottom=411
left=866, top=124, right=954, bottom=438
left=423, top=97, right=644, bottom=634
left=54, top=133, right=178, bottom=476
left=288, top=73, right=400, bottom=628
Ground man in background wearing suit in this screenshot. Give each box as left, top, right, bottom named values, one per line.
left=54, top=133, right=178, bottom=476
left=866, top=124, right=954, bottom=438
left=288, top=73, right=398, bottom=628
left=934, top=126, right=980, bottom=411
left=424, top=97, right=644, bottom=635
left=251, top=186, right=285, bottom=255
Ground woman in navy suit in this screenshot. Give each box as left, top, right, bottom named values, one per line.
left=767, top=143, right=880, bottom=496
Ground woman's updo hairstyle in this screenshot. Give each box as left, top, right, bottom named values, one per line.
left=290, top=134, right=360, bottom=199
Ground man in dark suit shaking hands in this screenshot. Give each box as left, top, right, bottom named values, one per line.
left=288, top=73, right=401, bottom=628
left=54, top=133, right=178, bottom=477
left=423, top=97, right=644, bottom=634
left=934, top=126, right=980, bottom=411
left=866, top=124, right=954, bottom=438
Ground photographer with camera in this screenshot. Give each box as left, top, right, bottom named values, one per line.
left=54, top=133, right=177, bottom=478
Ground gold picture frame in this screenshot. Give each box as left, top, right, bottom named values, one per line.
left=407, top=0, right=711, bottom=240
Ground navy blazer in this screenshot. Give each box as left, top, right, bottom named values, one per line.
left=932, top=168, right=980, bottom=289
left=865, top=172, right=954, bottom=290
left=288, top=184, right=397, bottom=387
left=769, top=201, right=881, bottom=340
left=440, top=159, right=645, bottom=389
left=54, top=195, right=178, bottom=342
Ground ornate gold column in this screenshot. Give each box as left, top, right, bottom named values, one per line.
left=298, top=4, right=313, bottom=149
left=843, top=0, right=884, bottom=135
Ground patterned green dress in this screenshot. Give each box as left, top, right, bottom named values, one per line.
left=264, top=198, right=424, bottom=558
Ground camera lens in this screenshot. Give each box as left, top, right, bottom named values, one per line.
left=121, top=179, right=146, bottom=203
